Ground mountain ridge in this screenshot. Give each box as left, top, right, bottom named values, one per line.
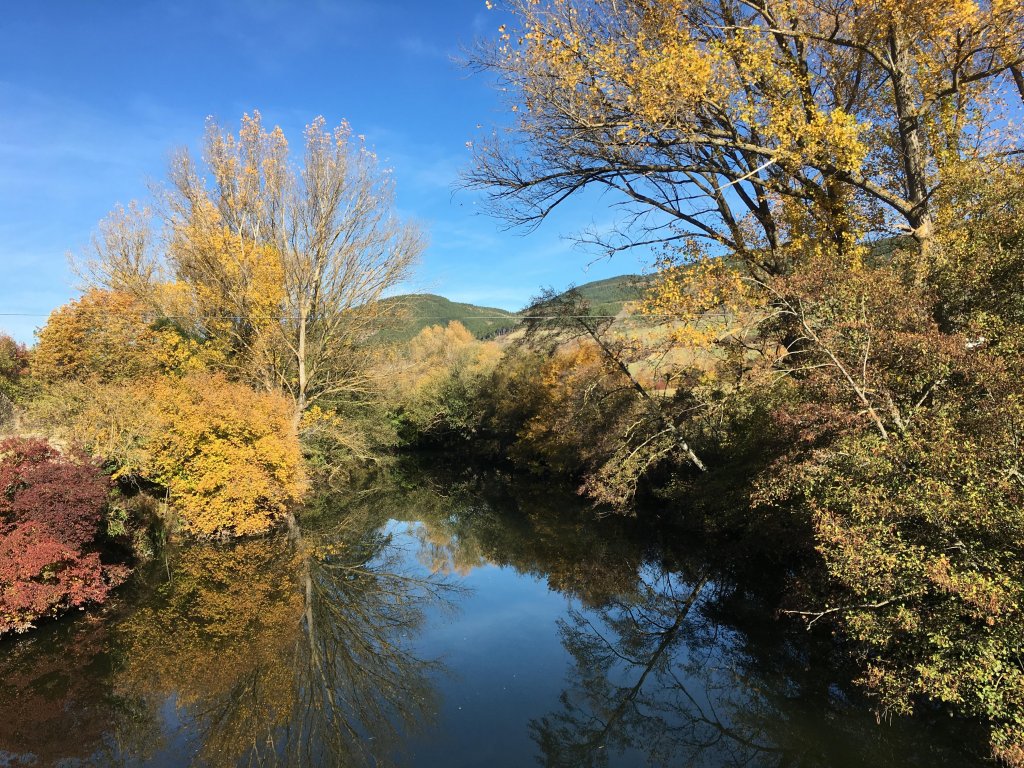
left=383, top=273, right=655, bottom=341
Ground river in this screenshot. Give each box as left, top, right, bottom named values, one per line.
left=0, top=462, right=986, bottom=767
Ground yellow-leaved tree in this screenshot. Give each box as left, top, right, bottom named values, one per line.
left=29, top=288, right=305, bottom=538
left=32, top=371, right=305, bottom=539
left=469, top=0, right=1023, bottom=276
left=80, top=111, right=424, bottom=432
left=138, top=373, right=307, bottom=537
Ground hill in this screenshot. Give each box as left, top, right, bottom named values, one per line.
left=524, top=274, right=656, bottom=318
left=569, top=274, right=655, bottom=316
left=377, top=294, right=519, bottom=342
left=378, top=275, right=657, bottom=343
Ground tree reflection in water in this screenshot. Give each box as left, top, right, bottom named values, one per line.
left=341, top=467, right=979, bottom=767
left=0, top=464, right=985, bottom=768
left=113, top=510, right=458, bottom=767
left=337, top=466, right=978, bottom=768
left=529, top=554, right=975, bottom=768
left=0, top=614, right=140, bottom=767
left=533, top=569, right=717, bottom=768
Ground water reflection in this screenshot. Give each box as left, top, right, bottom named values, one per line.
left=276, top=515, right=456, bottom=767
left=0, top=511, right=457, bottom=768
left=114, top=538, right=304, bottom=764
left=353, top=468, right=658, bottom=608
left=530, top=569, right=714, bottom=768
left=0, top=615, right=125, bottom=766
left=523, top=549, right=976, bottom=768
left=143, top=518, right=457, bottom=767
left=335, top=464, right=983, bottom=768
left=0, top=464, right=985, bottom=768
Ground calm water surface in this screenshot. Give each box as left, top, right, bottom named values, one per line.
left=0, top=466, right=985, bottom=767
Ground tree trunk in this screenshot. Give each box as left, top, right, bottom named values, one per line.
left=294, top=306, right=308, bottom=434
left=1011, top=65, right=1024, bottom=105
left=888, top=25, right=934, bottom=279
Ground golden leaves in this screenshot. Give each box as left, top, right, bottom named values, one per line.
left=139, top=373, right=306, bottom=538
left=31, top=289, right=203, bottom=383
left=643, top=246, right=761, bottom=350
left=32, top=367, right=306, bottom=539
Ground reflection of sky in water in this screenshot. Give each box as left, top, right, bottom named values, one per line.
left=0, top=478, right=987, bottom=768
left=386, top=520, right=594, bottom=767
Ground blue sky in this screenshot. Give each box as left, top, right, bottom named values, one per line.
left=0, top=0, right=648, bottom=343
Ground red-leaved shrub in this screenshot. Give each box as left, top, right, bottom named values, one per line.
left=0, top=437, right=129, bottom=635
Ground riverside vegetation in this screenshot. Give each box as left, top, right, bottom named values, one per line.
left=1, top=0, right=1023, bottom=764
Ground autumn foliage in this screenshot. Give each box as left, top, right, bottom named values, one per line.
left=0, top=333, right=27, bottom=393
left=17, top=110, right=420, bottom=545
left=139, top=374, right=307, bottom=538
left=467, top=0, right=1024, bottom=761
left=388, top=321, right=501, bottom=442
left=31, top=289, right=190, bottom=383
left=23, top=280, right=306, bottom=540
left=0, top=438, right=129, bottom=636
left=514, top=343, right=640, bottom=482
left=33, top=372, right=306, bottom=539
left=84, top=112, right=421, bottom=424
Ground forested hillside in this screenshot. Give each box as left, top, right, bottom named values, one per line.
left=376, top=294, right=518, bottom=341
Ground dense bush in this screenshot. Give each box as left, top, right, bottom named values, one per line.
left=387, top=322, right=501, bottom=443
left=0, top=438, right=129, bottom=635
left=142, top=374, right=307, bottom=537
left=31, top=374, right=307, bottom=539
left=0, top=334, right=27, bottom=429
